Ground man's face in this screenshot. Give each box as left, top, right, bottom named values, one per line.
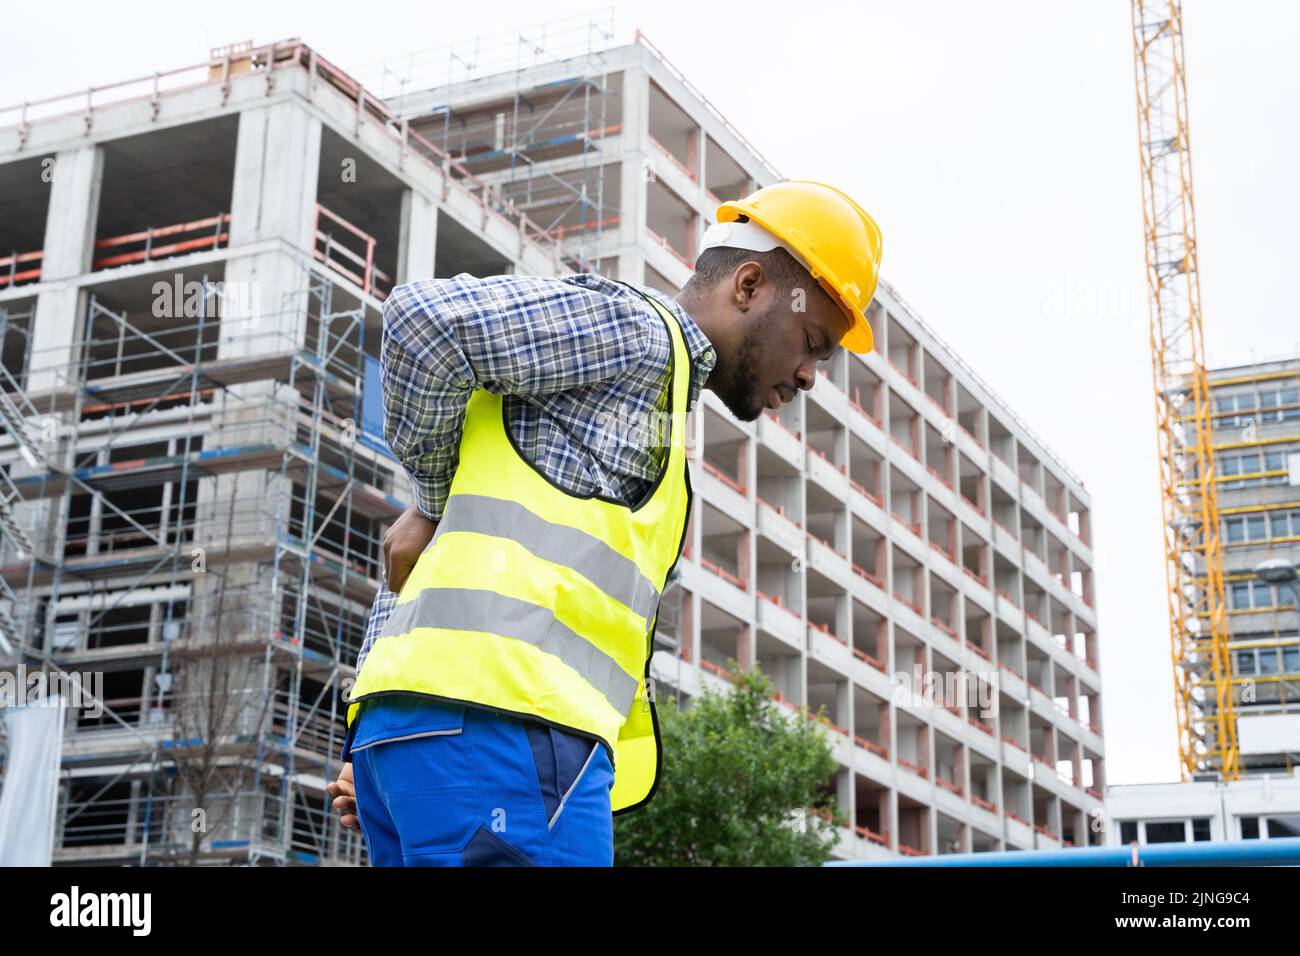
left=712, top=274, right=851, bottom=423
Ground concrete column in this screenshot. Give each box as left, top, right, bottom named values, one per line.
left=617, top=64, right=650, bottom=283
left=221, top=101, right=322, bottom=360
left=188, top=101, right=324, bottom=661
left=681, top=590, right=696, bottom=663
left=735, top=622, right=752, bottom=669
left=228, top=101, right=321, bottom=251
left=41, top=145, right=103, bottom=279
left=396, top=187, right=437, bottom=284
left=29, top=144, right=103, bottom=393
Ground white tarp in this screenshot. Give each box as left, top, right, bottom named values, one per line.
left=0, top=699, right=65, bottom=866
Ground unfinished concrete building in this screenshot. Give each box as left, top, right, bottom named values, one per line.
left=0, top=23, right=1105, bottom=863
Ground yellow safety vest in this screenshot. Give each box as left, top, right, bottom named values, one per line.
left=347, top=287, right=693, bottom=814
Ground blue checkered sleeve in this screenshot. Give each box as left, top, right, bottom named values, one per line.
left=355, top=273, right=674, bottom=679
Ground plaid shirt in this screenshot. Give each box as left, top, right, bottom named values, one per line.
left=354, top=272, right=716, bottom=677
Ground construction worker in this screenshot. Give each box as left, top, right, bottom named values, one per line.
left=327, top=180, right=882, bottom=866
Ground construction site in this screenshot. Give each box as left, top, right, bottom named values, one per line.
left=0, top=4, right=1294, bottom=869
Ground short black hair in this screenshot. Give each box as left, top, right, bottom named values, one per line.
left=683, top=244, right=812, bottom=297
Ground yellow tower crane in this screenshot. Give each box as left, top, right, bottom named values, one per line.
left=1130, top=0, right=1239, bottom=780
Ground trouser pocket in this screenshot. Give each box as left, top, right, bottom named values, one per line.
left=524, top=720, right=600, bottom=828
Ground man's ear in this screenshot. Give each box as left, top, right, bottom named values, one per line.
left=732, top=260, right=763, bottom=313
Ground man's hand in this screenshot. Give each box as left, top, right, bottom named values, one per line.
left=327, top=763, right=358, bottom=831
left=383, top=505, right=438, bottom=593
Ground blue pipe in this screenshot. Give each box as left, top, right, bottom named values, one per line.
left=824, top=836, right=1300, bottom=866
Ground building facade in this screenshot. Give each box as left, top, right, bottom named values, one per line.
left=1209, top=358, right=1300, bottom=775
left=1106, top=770, right=1300, bottom=845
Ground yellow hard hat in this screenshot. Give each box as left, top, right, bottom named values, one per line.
left=714, top=180, right=882, bottom=354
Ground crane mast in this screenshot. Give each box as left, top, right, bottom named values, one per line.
left=1130, top=0, right=1238, bottom=780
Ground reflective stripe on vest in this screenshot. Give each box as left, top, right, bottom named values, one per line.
left=348, top=286, right=693, bottom=815
left=429, top=493, right=661, bottom=623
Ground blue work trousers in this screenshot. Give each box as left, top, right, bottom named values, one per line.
left=346, top=696, right=615, bottom=866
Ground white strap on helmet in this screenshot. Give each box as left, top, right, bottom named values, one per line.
left=698, top=218, right=815, bottom=276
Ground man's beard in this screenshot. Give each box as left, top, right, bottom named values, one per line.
left=709, top=321, right=766, bottom=422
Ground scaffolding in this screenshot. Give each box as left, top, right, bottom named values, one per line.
left=0, top=257, right=394, bottom=864
left=353, top=11, right=620, bottom=272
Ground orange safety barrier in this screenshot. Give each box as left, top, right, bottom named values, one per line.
left=890, top=511, right=922, bottom=536
left=968, top=715, right=994, bottom=735
left=313, top=203, right=392, bottom=298
left=697, top=658, right=738, bottom=683
left=928, top=539, right=956, bottom=562
left=926, top=464, right=954, bottom=489
left=888, top=432, right=920, bottom=461
left=853, top=734, right=888, bottom=757
left=931, top=617, right=958, bottom=639
left=849, top=397, right=883, bottom=429
left=644, top=226, right=693, bottom=270
left=552, top=215, right=621, bottom=241
left=0, top=248, right=43, bottom=287
left=923, top=391, right=950, bottom=417
left=886, top=356, right=918, bottom=388
left=854, top=824, right=889, bottom=847
left=851, top=563, right=883, bottom=588
left=892, top=592, right=923, bottom=616
left=699, top=557, right=748, bottom=591
left=93, top=214, right=230, bottom=270
left=701, top=459, right=748, bottom=496
left=936, top=777, right=963, bottom=796
left=851, top=646, right=885, bottom=671
left=965, top=640, right=992, bottom=661
left=897, top=757, right=928, bottom=779
left=1001, top=734, right=1025, bottom=751
left=647, top=135, right=698, bottom=183
left=971, top=794, right=997, bottom=812
left=760, top=412, right=801, bottom=441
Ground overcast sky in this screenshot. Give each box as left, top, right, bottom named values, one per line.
left=5, top=1, right=1298, bottom=785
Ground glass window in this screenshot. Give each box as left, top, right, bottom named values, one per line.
left=1282, top=646, right=1300, bottom=673
left=1265, top=451, right=1284, bottom=471
left=1120, top=820, right=1138, bottom=844
left=1226, top=518, right=1246, bottom=544
left=1236, top=649, right=1256, bottom=674
left=1259, top=648, right=1279, bottom=674
left=1267, top=815, right=1300, bottom=838
left=1192, top=818, right=1212, bottom=842
left=1231, top=582, right=1252, bottom=609
left=1246, top=516, right=1267, bottom=540
left=1260, top=389, right=1279, bottom=409
left=1221, top=455, right=1241, bottom=476
left=1144, top=821, right=1186, bottom=844
left=1216, top=396, right=1235, bottom=414
left=1253, top=581, right=1274, bottom=607
left=1240, top=816, right=1260, bottom=839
